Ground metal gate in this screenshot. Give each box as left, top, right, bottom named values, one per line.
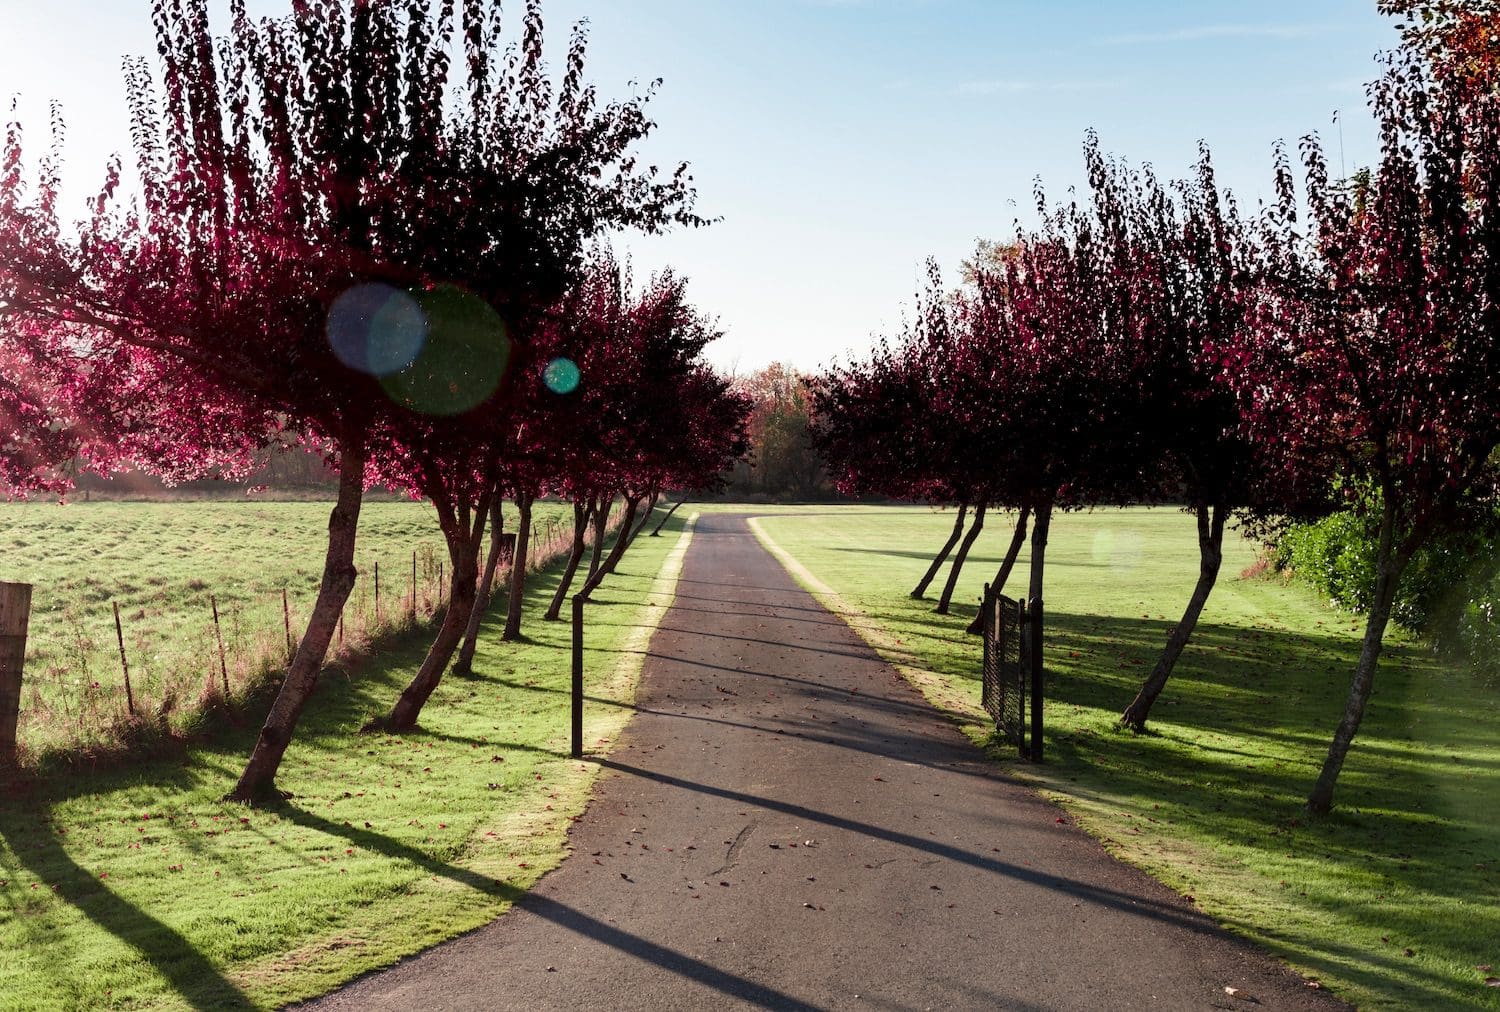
left=980, top=584, right=1043, bottom=760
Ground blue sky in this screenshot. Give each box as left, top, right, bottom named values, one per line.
left=0, top=0, right=1398, bottom=372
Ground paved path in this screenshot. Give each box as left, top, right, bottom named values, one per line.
left=311, top=515, right=1338, bottom=1011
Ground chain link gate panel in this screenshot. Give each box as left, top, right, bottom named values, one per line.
left=980, top=585, right=1027, bottom=754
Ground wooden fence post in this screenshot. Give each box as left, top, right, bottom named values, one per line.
left=374, top=560, right=381, bottom=621
left=411, top=550, right=418, bottom=620
left=113, top=601, right=135, bottom=716
left=282, top=588, right=293, bottom=661
left=211, top=594, right=230, bottom=697
left=0, top=582, right=32, bottom=763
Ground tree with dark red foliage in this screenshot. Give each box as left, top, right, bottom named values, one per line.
left=1229, top=54, right=1500, bottom=813
left=811, top=266, right=1007, bottom=609
left=1105, top=149, right=1323, bottom=730
left=0, top=0, right=703, bottom=802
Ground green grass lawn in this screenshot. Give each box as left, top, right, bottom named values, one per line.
left=0, top=500, right=580, bottom=755
left=0, top=508, right=692, bottom=1010
left=750, top=505, right=1500, bottom=1011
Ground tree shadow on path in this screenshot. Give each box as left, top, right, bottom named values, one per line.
left=278, top=805, right=817, bottom=1010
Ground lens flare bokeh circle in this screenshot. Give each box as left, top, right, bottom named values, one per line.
left=327, top=283, right=428, bottom=377
left=378, top=285, right=512, bottom=416
left=544, top=357, right=581, bottom=395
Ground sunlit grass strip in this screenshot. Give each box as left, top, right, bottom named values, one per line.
left=0, top=500, right=599, bottom=759
left=0, top=512, right=693, bottom=1010
left=751, top=506, right=1500, bottom=1012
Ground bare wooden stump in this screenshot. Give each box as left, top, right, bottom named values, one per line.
left=0, top=582, right=32, bottom=763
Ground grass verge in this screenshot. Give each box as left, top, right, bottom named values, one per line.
left=0, top=511, right=695, bottom=1010
left=750, top=506, right=1500, bottom=1011
left=0, top=500, right=583, bottom=756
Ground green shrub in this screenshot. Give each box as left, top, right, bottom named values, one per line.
left=1275, top=502, right=1500, bottom=679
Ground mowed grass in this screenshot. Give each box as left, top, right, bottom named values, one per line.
left=0, top=508, right=693, bottom=1010
left=752, top=506, right=1500, bottom=1011
left=0, top=499, right=578, bottom=755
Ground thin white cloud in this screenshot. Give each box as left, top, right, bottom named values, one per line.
left=1099, top=24, right=1330, bottom=46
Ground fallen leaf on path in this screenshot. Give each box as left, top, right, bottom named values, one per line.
left=1223, top=986, right=1259, bottom=1003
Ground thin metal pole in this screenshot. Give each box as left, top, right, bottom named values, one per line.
left=1030, top=596, right=1044, bottom=763
left=113, top=601, right=134, bottom=716
left=374, top=560, right=381, bottom=622
left=571, top=595, right=584, bottom=758
left=412, top=550, right=418, bottom=620
left=211, top=594, right=229, bottom=697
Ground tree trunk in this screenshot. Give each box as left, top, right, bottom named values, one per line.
left=453, top=497, right=504, bottom=677
left=912, top=503, right=968, bottom=599
left=382, top=493, right=489, bottom=730
left=1120, top=503, right=1226, bottom=729
left=228, top=437, right=366, bottom=804
left=587, top=495, right=611, bottom=577
left=580, top=497, right=640, bottom=600
left=966, top=506, right=1031, bottom=635
left=1027, top=499, right=1052, bottom=643
left=1306, top=496, right=1413, bottom=815
left=501, top=492, right=534, bottom=642
left=627, top=491, right=659, bottom=549
left=601, top=496, right=644, bottom=576
left=650, top=499, right=684, bottom=536
left=545, top=498, right=592, bottom=621
left=936, top=502, right=986, bottom=615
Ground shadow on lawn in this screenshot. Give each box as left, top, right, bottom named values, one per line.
left=855, top=595, right=1500, bottom=1007
left=0, top=817, right=253, bottom=1009
left=0, top=515, right=690, bottom=1008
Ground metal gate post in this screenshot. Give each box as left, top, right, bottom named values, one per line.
left=571, top=595, right=585, bottom=758
left=1030, top=596, right=1044, bottom=762
left=980, top=583, right=991, bottom=712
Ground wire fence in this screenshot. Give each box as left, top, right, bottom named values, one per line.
left=10, top=506, right=611, bottom=759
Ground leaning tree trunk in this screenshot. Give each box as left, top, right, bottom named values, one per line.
left=580, top=497, right=641, bottom=599
left=228, top=437, right=366, bottom=804
left=1120, top=502, right=1227, bottom=729
left=599, top=496, right=644, bottom=577
left=626, top=491, right=659, bottom=549
left=936, top=502, right=986, bottom=615
left=545, top=498, right=593, bottom=622
left=501, top=492, right=534, bottom=642
left=913, top=503, right=969, bottom=599
left=382, top=494, right=489, bottom=730
left=587, top=495, right=611, bottom=577
left=453, top=497, right=505, bottom=677
left=1306, top=497, right=1415, bottom=815
left=966, top=505, right=1032, bottom=635
left=650, top=499, right=684, bottom=536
